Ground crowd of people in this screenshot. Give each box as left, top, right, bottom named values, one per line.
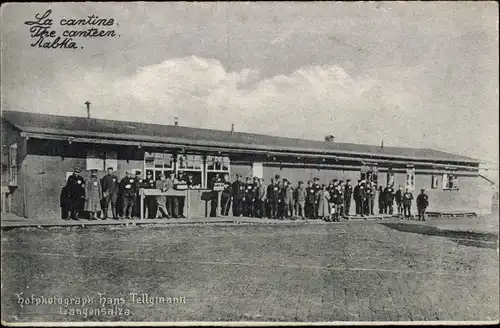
left=60, top=167, right=189, bottom=221
left=211, top=173, right=430, bottom=221
left=60, top=168, right=430, bottom=222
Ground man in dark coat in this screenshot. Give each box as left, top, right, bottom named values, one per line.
left=305, top=180, right=315, bottom=219
left=353, top=180, right=361, bottom=215
left=142, top=171, right=157, bottom=219
left=402, top=188, right=414, bottom=219
left=395, top=185, right=404, bottom=216
left=60, top=182, right=72, bottom=220
left=66, top=168, right=85, bottom=220
left=359, top=181, right=367, bottom=217
left=343, top=179, right=353, bottom=216
left=232, top=174, right=245, bottom=217
left=221, top=174, right=232, bottom=216
left=119, top=171, right=138, bottom=220
left=102, top=167, right=119, bottom=219
left=384, top=184, right=395, bottom=214
left=266, top=177, right=280, bottom=219
left=244, top=177, right=255, bottom=217
left=416, top=189, right=429, bottom=221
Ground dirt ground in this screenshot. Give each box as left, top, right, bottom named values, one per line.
left=1, top=216, right=498, bottom=323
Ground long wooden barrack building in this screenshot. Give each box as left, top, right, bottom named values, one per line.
left=0, top=110, right=494, bottom=220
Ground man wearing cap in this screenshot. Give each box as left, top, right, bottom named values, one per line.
left=67, top=168, right=86, bottom=220
left=305, top=180, right=315, bottom=219
left=294, top=181, right=307, bottom=219
left=313, top=177, right=321, bottom=219
left=175, top=172, right=188, bottom=218
left=402, top=187, right=414, bottom=219
left=266, top=177, right=280, bottom=219
left=132, top=170, right=144, bottom=217
left=343, top=179, right=353, bottom=216
left=84, top=169, right=103, bottom=220
left=210, top=173, right=223, bottom=217
left=231, top=174, right=245, bottom=217
left=119, top=171, right=138, bottom=220
left=142, top=171, right=157, bottom=219
left=416, top=189, right=429, bottom=221
left=244, top=177, right=255, bottom=217
left=353, top=180, right=361, bottom=216
left=102, top=167, right=119, bottom=219
left=359, top=180, right=367, bottom=217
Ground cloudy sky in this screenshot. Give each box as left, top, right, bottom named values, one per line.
left=1, top=2, right=498, bottom=165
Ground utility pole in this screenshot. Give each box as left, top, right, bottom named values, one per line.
left=85, top=101, right=91, bottom=119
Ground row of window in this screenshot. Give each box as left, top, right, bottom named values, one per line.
left=4, top=143, right=459, bottom=191
left=361, top=167, right=457, bottom=191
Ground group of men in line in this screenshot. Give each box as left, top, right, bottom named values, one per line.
left=61, top=167, right=430, bottom=221
left=60, top=167, right=189, bottom=221
left=212, top=174, right=430, bottom=221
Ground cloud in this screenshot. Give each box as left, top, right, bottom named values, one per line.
left=3, top=55, right=495, bottom=164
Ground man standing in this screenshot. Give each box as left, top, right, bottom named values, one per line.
left=416, top=189, right=429, bottom=221
left=384, top=184, right=395, bottom=215
left=142, top=171, right=157, bottom=219
left=266, top=177, right=280, bottom=219
left=254, top=178, right=266, bottom=218
left=175, top=172, right=188, bottom=218
left=232, top=174, right=245, bottom=217
left=313, top=177, right=321, bottom=219
left=281, top=179, right=294, bottom=219
left=295, top=181, right=307, bottom=219
left=221, top=174, right=232, bottom=216
left=155, top=173, right=171, bottom=219
left=210, top=173, right=222, bottom=217
left=102, top=167, right=119, bottom=220
left=60, top=181, right=72, bottom=221
left=67, top=168, right=85, bottom=220
left=353, top=180, right=361, bottom=216
left=343, top=179, right=353, bottom=217
left=133, top=170, right=144, bottom=217
left=305, top=180, right=315, bottom=219
left=359, top=181, right=367, bottom=217
left=402, top=188, right=414, bottom=219
left=119, top=171, right=138, bottom=220
left=395, top=185, right=404, bottom=216
left=365, top=182, right=374, bottom=215
left=84, top=169, right=103, bottom=220
left=244, top=177, right=255, bottom=217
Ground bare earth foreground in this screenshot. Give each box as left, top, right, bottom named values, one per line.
left=1, top=216, right=498, bottom=323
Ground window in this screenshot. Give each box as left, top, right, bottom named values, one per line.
left=144, top=152, right=174, bottom=181
left=177, top=154, right=203, bottom=189
left=431, top=175, right=438, bottom=189
left=405, top=167, right=415, bottom=191
left=206, top=156, right=230, bottom=188
left=360, top=165, right=378, bottom=187
left=387, top=171, right=395, bottom=186
left=8, top=143, right=18, bottom=186
left=443, top=173, right=459, bottom=190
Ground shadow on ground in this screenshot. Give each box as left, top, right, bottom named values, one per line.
left=380, top=222, right=499, bottom=249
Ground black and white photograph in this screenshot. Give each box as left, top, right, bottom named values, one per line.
left=1, top=1, right=499, bottom=325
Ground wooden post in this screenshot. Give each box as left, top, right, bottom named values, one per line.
left=217, top=191, right=222, bottom=217
left=140, top=189, right=144, bottom=220
left=186, top=189, right=190, bottom=219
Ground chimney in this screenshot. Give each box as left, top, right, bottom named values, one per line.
left=84, top=101, right=91, bottom=119
left=174, top=117, right=179, bottom=126
left=381, top=140, right=384, bottom=149
left=324, top=135, right=335, bottom=142
left=231, top=123, right=234, bottom=134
